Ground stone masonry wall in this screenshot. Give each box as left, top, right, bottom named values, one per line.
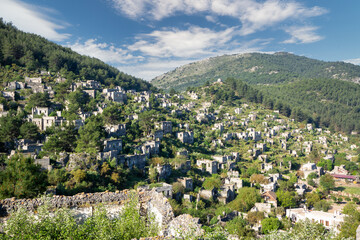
left=0, top=189, right=201, bottom=238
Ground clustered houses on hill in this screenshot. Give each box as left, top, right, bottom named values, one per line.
left=0, top=73, right=360, bottom=238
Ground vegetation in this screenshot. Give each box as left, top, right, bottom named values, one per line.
left=0, top=154, right=48, bottom=199
left=152, top=53, right=360, bottom=133
left=1, top=19, right=360, bottom=239
left=228, top=187, right=261, bottom=212
left=152, top=52, right=360, bottom=91
left=0, top=196, right=159, bottom=240
left=0, top=18, right=153, bottom=91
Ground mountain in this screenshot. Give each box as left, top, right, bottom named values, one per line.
left=151, top=52, right=360, bottom=92
left=0, top=19, right=153, bottom=91
left=151, top=52, right=360, bottom=133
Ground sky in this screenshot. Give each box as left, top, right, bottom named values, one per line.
left=1, top=0, right=360, bottom=81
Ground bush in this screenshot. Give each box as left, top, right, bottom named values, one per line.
left=227, top=187, right=261, bottom=212
left=1, top=194, right=159, bottom=239
left=261, top=217, right=281, bottom=234
left=314, top=200, right=331, bottom=212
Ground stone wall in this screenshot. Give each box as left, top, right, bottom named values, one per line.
left=0, top=189, right=201, bottom=238
left=0, top=190, right=131, bottom=217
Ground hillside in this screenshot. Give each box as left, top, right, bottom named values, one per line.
left=151, top=52, right=360, bottom=92
left=1, top=75, right=360, bottom=238
left=152, top=53, right=360, bottom=133
left=258, top=78, right=360, bottom=133
left=0, top=19, right=153, bottom=91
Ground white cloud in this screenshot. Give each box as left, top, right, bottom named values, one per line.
left=234, top=1, right=327, bottom=35
left=123, top=37, right=265, bottom=80
left=112, top=0, right=211, bottom=20
left=66, top=27, right=268, bottom=81
left=0, top=0, right=70, bottom=41
left=67, top=39, right=142, bottom=64
left=344, top=58, right=360, bottom=65
left=111, top=0, right=327, bottom=36
left=205, top=15, right=217, bottom=23
left=283, top=26, right=323, bottom=44
left=128, top=26, right=237, bottom=58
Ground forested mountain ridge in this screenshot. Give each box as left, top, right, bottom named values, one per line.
left=151, top=53, right=360, bottom=133
left=151, top=52, right=360, bottom=92
left=0, top=19, right=153, bottom=91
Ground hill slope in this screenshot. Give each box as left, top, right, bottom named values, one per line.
left=0, top=19, right=153, bottom=91
left=151, top=52, right=360, bottom=92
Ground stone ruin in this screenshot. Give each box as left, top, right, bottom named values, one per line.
left=0, top=189, right=203, bottom=238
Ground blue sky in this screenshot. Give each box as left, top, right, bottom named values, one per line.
left=1, top=0, right=360, bottom=80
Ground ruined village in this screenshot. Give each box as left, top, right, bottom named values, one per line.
left=1, top=72, right=360, bottom=239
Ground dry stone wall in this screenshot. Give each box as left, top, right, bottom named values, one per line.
left=0, top=189, right=202, bottom=238
left=0, top=190, right=131, bottom=217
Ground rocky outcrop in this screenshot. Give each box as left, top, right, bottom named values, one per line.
left=66, top=153, right=98, bottom=171
left=167, top=214, right=204, bottom=238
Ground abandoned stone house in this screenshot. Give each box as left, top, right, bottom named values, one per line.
left=173, top=160, right=191, bottom=172
left=199, top=188, right=217, bottom=200
left=212, top=123, right=224, bottom=132
left=234, top=108, right=242, bottom=114
left=177, top=131, right=194, bottom=144
left=261, top=163, right=273, bottom=172
left=152, top=130, right=164, bottom=140
left=268, top=173, right=282, bottom=183
left=32, top=106, right=52, bottom=116
left=196, top=159, right=218, bottom=174
left=105, top=124, right=126, bottom=138
left=103, top=139, right=122, bottom=152
left=258, top=154, right=269, bottom=162
left=281, top=132, right=291, bottom=140
left=223, top=133, right=234, bottom=141
left=300, top=162, right=323, bottom=179
left=255, top=143, right=267, bottom=152
left=155, top=164, right=172, bottom=180
left=82, top=80, right=101, bottom=89
left=156, top=121, right=172, bottom=134
left=7, top=81, right=25, bottom=90
left=139, top=140, right=160, bottom=157
left=224, top=177, right=243, bottom=190
left=25, top=77, right=42, bottom=84
left=30, top=116, right=66, bottom=131
left=218, top=185, right=235, bottom=204
left=154, top=183, right=173, bottom=198
left=103, top=88, right=127, bottom=103
left=236, top=132, right=249, bottom=141
left=1, top=91, right=16, bottom=100
left=16, top=139, right=43, bottom=156
left=177, top=177, right=193, bottom=190
left=294, top=183, right=307, bottom=195
left=188, top=91, right=198, bottom=100
left=119, top=154, right=147, bottom=170
left=83, top=89, right=96, bottom=98
left=247, top=128, right=262, bottom=141
left=34, top=157, right=51, bottom=171
left=260, top=182, right=277, bottom=193
left=248, top=114, right=257, bottom=121
left=227, top=170, right=240, bottom=178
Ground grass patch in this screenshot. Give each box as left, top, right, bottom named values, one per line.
left=344, top=187, right=360, bottom=195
